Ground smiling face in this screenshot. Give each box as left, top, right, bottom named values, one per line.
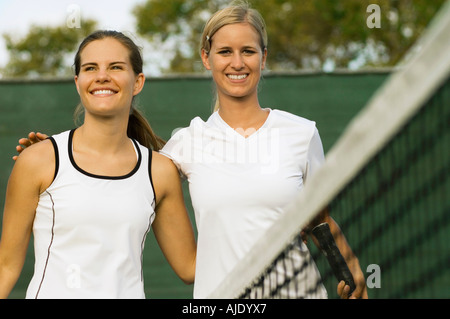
left=202, top=22, right=267, bottom=104
left=74, top=37, right=144, bottom=120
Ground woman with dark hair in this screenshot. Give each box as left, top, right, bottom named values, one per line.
left=0, top=30, right=196, bottom=299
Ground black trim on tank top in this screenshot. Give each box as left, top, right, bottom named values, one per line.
left=47, top=137, right=59, bottom=183
left=68, top=129, right=142, bottom=180
left=148, top=149, right=156, bottom=204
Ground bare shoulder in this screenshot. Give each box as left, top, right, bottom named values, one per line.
left=152, top=151, right=179, bottom=179
left=14, top=138, right=56, bottom=192
left=17, top=138, right=55, bottom=164
left=151, top=151, right=181, bottom=202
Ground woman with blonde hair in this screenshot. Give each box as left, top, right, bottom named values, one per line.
left=161, top=2, right=367, bottom=299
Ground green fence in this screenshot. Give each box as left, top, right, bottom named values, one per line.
left=0, top=71, right=388, bottom=298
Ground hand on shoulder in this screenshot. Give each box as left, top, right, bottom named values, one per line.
left=13, top=132, right=48, bottom=161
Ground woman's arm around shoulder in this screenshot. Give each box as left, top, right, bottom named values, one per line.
left=150, top=151, right=196, bottom=284
left=0, top=139, right=55, bottom=298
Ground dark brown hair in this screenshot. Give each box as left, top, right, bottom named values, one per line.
left=73, top=30, right=165, bottom=151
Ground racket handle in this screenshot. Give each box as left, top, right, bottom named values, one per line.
left=312, top=222, right=356, bottom=296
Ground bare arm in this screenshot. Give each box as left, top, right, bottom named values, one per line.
left=308, top=209, right=368, bottom=299
left=325, top=215, right=368, bottom=299
left=151, top=152, right=196, bottom=284
left=0, top=140, right=54, bottom=298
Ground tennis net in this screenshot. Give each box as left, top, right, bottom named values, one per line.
left=208, top=1, right=450, bottom=299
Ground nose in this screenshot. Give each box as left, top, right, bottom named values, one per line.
left=230, top=53, right=245, bottom=70
left=95, top=68, right=111, bottom=83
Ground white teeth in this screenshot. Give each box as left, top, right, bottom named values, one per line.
left=228, top=74, right=247, bottom=80
left=92, top=90, right=115, bottom=95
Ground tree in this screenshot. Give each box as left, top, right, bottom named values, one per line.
left=132, top=0, right=445, bottom=73
left=2, top=19, right=97, bottom=78
left=133, top=0, right=226, bottom=73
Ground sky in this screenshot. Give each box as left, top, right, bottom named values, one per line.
left=0, top=0, right=169, bottom=76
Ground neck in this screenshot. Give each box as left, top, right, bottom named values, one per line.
left=217, top=95, right=268, bottom=132
left=75, top=115, right=130, bottom=155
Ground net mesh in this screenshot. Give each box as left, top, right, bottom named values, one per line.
left=239, top=236, right=326, bottom=299
left=312, top=77, right=450, bottom=298
left=208, top=1, right=450, bottom=299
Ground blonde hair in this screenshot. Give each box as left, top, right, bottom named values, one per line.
left=200, top=1, right=268, bottom=112
left=73, top=30, right=165, bottom=151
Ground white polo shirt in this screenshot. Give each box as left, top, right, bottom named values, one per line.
left=161, top=109, right=327, bottom=298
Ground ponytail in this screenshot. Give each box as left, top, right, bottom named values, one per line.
left=213, top=93, right=220, bottom=113
left=127, top=107, right=166, bottom=151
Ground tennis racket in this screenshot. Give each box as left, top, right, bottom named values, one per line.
left=312, top=222, right=356, bottom=296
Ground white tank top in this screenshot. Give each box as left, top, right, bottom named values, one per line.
left=26, top=130, right=156, bottom=299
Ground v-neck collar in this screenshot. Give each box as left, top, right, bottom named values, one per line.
left=213, top=108, right=273, bottom=140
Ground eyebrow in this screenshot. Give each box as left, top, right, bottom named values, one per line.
left=215, top=45, right=258, bottom=51
left=80, top=61, right=127, bottom=67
